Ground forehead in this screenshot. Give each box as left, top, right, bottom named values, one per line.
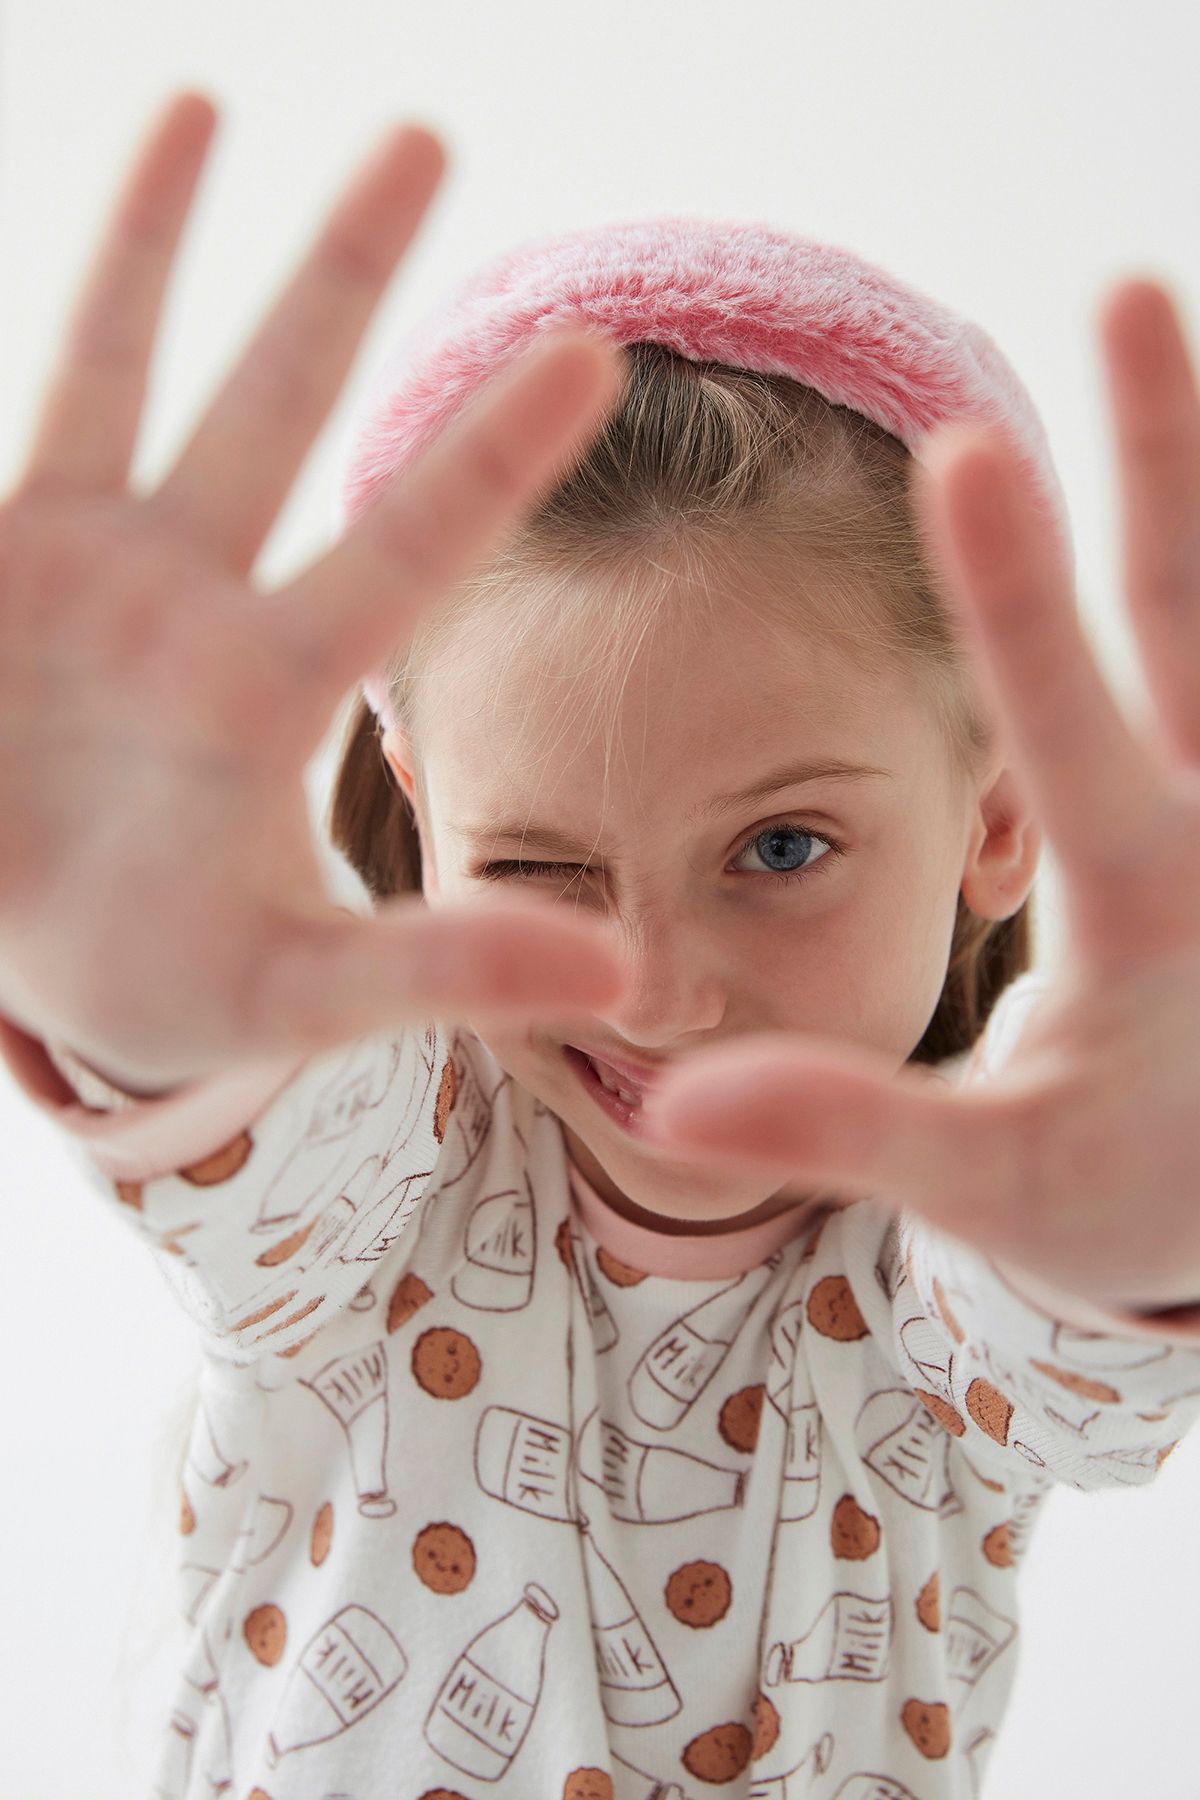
left=418, top=586, right=933, bottom=819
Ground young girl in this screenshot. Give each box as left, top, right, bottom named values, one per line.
left=3, top=90, right=1200, bottom=1800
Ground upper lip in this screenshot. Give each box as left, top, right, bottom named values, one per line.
left=568, top=1043, right=668, bottom=1094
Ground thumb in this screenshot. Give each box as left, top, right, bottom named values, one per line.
left=642, top=1037, right=996, bottom=1232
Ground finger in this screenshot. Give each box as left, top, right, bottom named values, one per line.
left=154, top=122, right=447, bottom=574
left=245, top=893, right=628, bottom=1060
left=20, top=91, right=217, bottom=496
left=1097, top=276, right=1200, bottom=769
left=253, top=327, right=627, bottom=765
left=639, top=1035, right=1022, bottom=1252
left=909, top=419, right=1171, bottom=920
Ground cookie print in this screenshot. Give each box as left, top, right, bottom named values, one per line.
left=751, top=1690, right=781, bottom=1759
left=244, top=1603, right=287, bottom=1667
left=387, top=1269, right=434, bottom=1332
left=830, top=1494, right=881, bottom=1561
left=717, top=1382, right=764, bottom=1453
left=563, top=1769, right=614, bottom=1800
left=413, top=1521, right=477, bottom=1594
left=595, top=1245, right=648, bottom=1286
left=310, top=1501, right=334, bottom=1567
left=412, top=1325, right=482, bottom=1400
left=682, top=1721, right=753, bottom=1783
left=55, top=982, right=1200, bottom=1800
left=665, top=1560, right=733, bottom=1628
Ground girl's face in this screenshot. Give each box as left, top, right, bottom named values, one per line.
left=382, top=592, right=1040, bottom=1234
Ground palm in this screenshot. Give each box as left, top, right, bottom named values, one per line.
left=643, top=278, right=1200, bottom=1315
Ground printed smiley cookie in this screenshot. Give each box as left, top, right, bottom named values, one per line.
left=310, top=1501, right=333, bottom=1567
left=718, top=1383, right=764, bottom=1454
left=563, top=1769, right=615, bottom=1800
left=665, top=1559, right=733, bottom=1628
left=807, top=1273, right=869, bottom=1342
left=595, top=1246, right=648, bottom=1287
left=412, top=1326, right=483, bottom=1400
left=177, top=1129, right=255, bottom=1186
left=830, top=1493, right=881, bottom=1562
left=682, top=1721, right=753, bottom=1783
left=413, top=1521, right=477, bottom=1595
left=435, top=1054, right=459, bottom=1141
left=900, top=1697, right=952, bottom=1760
left=243, top=1602, right=287, bottom=1667
left=751, top=1690, right=781, bottom=1759
left=387, top=1270, right=434, bottom=1334
left=915, top=1570, right=941, bottom=1632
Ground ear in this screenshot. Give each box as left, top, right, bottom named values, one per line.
left=380, top=726, right=418, bottom=807
left=380, top=725, right=439, bottom=898
left=959, top=762, right=1043, bottom=921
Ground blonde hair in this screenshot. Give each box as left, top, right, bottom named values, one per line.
left=327, top=341, right=1034, bottom=1063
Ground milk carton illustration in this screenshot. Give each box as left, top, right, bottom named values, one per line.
left=266, top=1605, right=407, bottom=1762
left=425, top=1582, right=558, bottom=1780
left=576, top=1409, right=744, bottom=1524
left=452, top=1176, right=536, bottom=1311
left=302, top=1342, right=396, bottom=1519
left=764, top=1592, right=893, bottom=1686
left=579, top=1513, right=681, bottom=1725
left=475, top=1406, right=577, bottom=1521
left=630, top=1256, right=781, bottom=1430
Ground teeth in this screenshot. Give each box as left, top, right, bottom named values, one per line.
left=591, top=1058, right=642, bottom=1106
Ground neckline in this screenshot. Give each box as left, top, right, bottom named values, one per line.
left=565, top=1155, right=830, bottom=1279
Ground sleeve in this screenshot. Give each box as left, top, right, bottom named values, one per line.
left=0, top=1007, right=459, bottom=1365
left=864, top=969, right=1200, bottom=1492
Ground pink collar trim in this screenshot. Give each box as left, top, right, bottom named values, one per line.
left=566, top=1156, right=824, bottom=1279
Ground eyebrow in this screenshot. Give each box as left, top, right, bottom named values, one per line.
left=452, top=758, right=892, bottom=858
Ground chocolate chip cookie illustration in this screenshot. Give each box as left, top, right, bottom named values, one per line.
left=665, top=1559, right=733, bottom=1628
left=244, top=1603, right=287, bottom=1667
left=596, top=1245, right=647, bottom=1287
left=310, top=1501, right=333, bottom=1567
left=412, top=1326, right=482, bottom=1400
left=387, top=1270, right=434, bottom=1333
left=435, top=1054, right=458, bottom=1141
left=965, top=1377, right=1014, bottom=1446
left=807, top=1273, right=869, bottom=1342
left=256, top=1216, right=318, bottom=1268
left=682, top=1721, right=753, bottom=1783
left=982, top=1522, right=1013, bottom=1568
left=413, top=1521, right=477, bottom=1594
left=179, top=1489, right=194, bottom=1536
left=178, top=1129, right=255, bottom=1186
left=718, top=1383, right=764, bottom=1454
left=751, top=1690, right=781, bottom=1759
left=900, top=1696, right=951, bottom=1759
left=916, top=1570, right=941, bottom=1632
left=831, top=1493, right=881, bottom=1561
left=563, top=1769, right=614, bottom=1800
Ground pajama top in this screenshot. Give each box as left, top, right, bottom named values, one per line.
left=3, top=965, right=1200, bottom=1800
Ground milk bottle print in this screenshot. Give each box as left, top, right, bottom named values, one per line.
left=425, top=1582, right=558, bottom=1780
left=452, top=1173, right=536, bottom=1311
left=475, top=1405, right=577, bottom=1521
left=579, top=1513, right=681, bottom=1726
left=630, top=1255, right=782, bottom=1430
left=301, top=1342, right=396, bottom=1518
left=575, top=1408, right=744, bottom=1524
left=266, top=1605, right=408, bottom=1762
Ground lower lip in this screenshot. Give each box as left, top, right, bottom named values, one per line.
left=562, top=1045, right=648, bottom=1137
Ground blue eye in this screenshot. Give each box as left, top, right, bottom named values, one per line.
left=733, top=821, right=844, bottom=886
left=475, top=819, right=846, bottom=888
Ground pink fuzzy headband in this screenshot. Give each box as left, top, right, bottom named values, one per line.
left=336, top=216, right=1074, bottom=737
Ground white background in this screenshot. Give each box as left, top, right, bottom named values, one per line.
left=2, top=1, right=1200, bottom=1796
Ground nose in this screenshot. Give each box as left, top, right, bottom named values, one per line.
left=591, top=907, right=727, bottom=1049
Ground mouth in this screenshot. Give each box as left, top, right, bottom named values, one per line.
left=562, top=1044, right=652, bottom=1135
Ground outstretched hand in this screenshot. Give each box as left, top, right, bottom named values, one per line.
left=640, top=277, right=1200, bottom=1314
